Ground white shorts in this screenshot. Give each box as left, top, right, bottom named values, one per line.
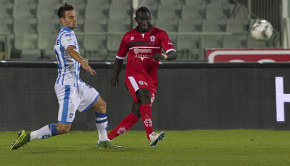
left=55, top=82, right=99, bottom=124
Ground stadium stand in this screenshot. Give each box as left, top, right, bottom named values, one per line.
left=0, top=19, right=13, bottom=34
left=37, top=19, right=60, bottom=59
left=85, top=4, right=109, bottom=20
left=139, top=0, right=159, bottom=19
left=155, top=19, right=178, bottom=48
left=84, top=19, right=107, bottom=59
left=226, top=19, right=249, bottom=34
left=177, top=19, right=202, bottom=60
left=223, top=36, right=245, bottom=48
left=109, top=4, right=131, bottom=20
left=0, top=4, right=13, bottom=20
left=37, top=3, right=60, bottom=20
left=112, top=0, right=131, bottom=6
left=159, top=0, right=182, bottom=10
left=205, top=4, right=228, bottom=20
left=211, top=0, right=231, bottom=5
left=184, top=0, right=210, bottom=6
left=87, top=0, right=110, bottom=10
left=0, top=0, right=13, bottom=43
left=157, top=4, right=180, bottom=20
left=181, top=4, right=205, bottom=20
left=0, top=0, right=280, bottom=60
left=223, top=19, right=248, bottom=49
left=202, top=19, right=226, bottom=49
left=246, top=36, right=268, bottom=48
left=140, top=0, right=159, bottom=10
left=106, top=19, right=130, bottom=59
left=230, top=3, right=249, bottom=19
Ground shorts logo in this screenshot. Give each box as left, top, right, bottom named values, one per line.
left=150, top=36, right=155, bottom=42
left=117, top=127, right=127, bottom=135
left=138, top=81, right=148, bottom=86
left=69, top=113, right=74, bottom=119
left=144, top=119, right=152, bottom=127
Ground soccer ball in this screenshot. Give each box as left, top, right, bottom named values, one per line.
left=250, top=19, right=273, bottom=40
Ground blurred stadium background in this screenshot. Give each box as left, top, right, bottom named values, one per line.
left=0, top=0, right=287, bottom=60
left=2, top=0, right=290, bottom=131
left=2, top=1, right=290, bottom=165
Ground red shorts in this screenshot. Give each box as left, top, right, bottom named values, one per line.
left=125, top=74, right=156, bottom=104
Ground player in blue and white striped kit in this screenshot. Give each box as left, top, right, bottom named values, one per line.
left=10, top=2, right=122, bottom=150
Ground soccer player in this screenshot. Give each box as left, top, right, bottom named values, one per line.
left=108, top=6, right=177, bottom=146
left=10, top=2, right=121, bottom=150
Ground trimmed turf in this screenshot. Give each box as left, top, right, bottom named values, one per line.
left=1, top=130, right=290, bottom=166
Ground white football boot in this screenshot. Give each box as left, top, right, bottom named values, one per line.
left=149, top=131, right=165, bottom=147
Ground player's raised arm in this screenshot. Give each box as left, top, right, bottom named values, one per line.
left=111, top=58, right=123, bottom=86
left=67, top=45, right=96, bottom=75
left=153, top=28, right=177, bottom=61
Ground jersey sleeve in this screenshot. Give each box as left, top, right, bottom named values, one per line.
left=61, top=33, right=75, bottom=50
left=116, top=34, right=129, bottom=59
left=160, top=30, right=176, bottom=54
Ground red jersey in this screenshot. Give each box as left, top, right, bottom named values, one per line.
left=116, top=26, right=175, bottom=90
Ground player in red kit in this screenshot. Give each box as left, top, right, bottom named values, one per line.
left=108, top=6, right=177, bottom=147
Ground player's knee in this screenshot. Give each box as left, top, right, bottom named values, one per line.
left=136, top=88, right=151, bottom=104
left=132, top=109, right=141, bottom=118
left=132, top=102, right=141, bottom=118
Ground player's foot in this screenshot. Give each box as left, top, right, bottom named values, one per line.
left=149, top=131, right=165, bottom=147
left=10, top=130, right=30, bottom=150
left=97, top=140, right=123, bottom=149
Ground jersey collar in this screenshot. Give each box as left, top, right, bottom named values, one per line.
left=135, top=25, right=152, bottom=33
left=61, top=26, right=73, bottom=32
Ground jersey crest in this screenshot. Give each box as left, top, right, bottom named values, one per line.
left=150, top=36, right=155, bottom=42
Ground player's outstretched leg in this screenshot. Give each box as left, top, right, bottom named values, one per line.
left=97, top=140, right=123, bottom=149
left=10, top=130, right=31, bottom=150
left=10, top=124, right=58, bottom=150
left=149, top=131, right=165, bottom=147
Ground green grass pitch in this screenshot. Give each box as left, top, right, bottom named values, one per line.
left=1, top=130, right=290, bottom=166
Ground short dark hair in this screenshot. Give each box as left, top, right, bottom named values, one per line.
left=58, top=1, right=74, bottom=18
left=135, top=6, right=151, bottom=17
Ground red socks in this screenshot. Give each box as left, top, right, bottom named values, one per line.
left=108, top=113, right=139, bottom=140
left=140, top=104, right=153, bottom=140
left=108, top=104, right=153, bottom=141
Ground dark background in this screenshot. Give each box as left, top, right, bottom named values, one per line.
left=1, top=61, right=290, bottom=131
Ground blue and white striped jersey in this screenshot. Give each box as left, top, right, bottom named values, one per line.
left=54, top=26, right=82, bottom=86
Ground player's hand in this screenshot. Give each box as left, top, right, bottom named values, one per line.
left=111, top=76, right=119, bottom=86
left=81, top=59, right=96, bottom=75
left=153, top=53, right=167, bottom=61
